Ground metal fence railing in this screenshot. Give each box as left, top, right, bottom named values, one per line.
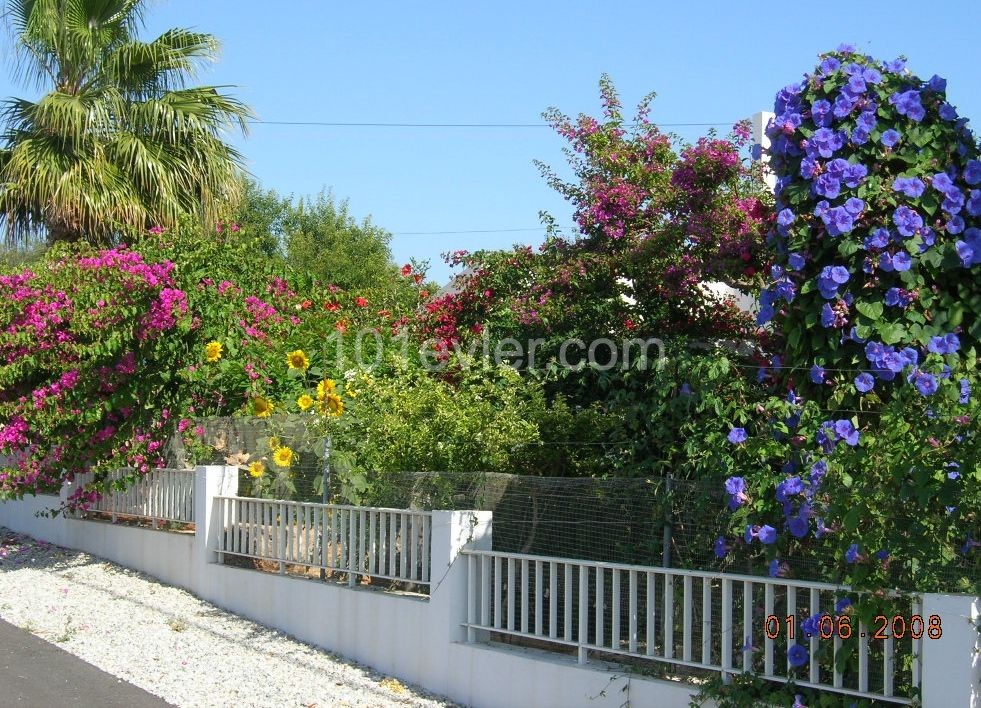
left=464, top=549, right=923, bottom=705
left=73, top=468, right=195, bottom=527
left=213, top=496, right=432, bottom=592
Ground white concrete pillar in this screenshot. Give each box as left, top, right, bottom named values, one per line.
left=919, top=592, right=981, bottom=707
left=751, top=110, right=776, bottom=192
left=429, top=510, right=493, bottom=645
left=193, top=465, right=238, bottom=567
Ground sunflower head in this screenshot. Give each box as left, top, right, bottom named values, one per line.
left=297, top=394, right=314, bottom=411
left=317, top=392, right=344, bottom=418
left=286, top=349, right=310, bottom=371
left=248, top=461, right=266, bottom=478
left=272, top=446, right=295, bottom=468
left=267, top=436, right=281, bottom=450
left=204, top=341, right=223, bottom=362
left=253, top=397, right=273, bottom=418
left=316, top=378, right=337, bottom=400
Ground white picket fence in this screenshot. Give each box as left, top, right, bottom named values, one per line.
left=73, top=468, right=195, bottom=526
left=213, top=496, right=432, bottom=589
left=463, top=549, right=923, bottom=705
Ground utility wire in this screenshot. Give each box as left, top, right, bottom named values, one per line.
left=248, top=120, right=734, bottom=129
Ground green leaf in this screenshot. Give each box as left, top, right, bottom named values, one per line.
left=855, top=301, right=883, bottom=321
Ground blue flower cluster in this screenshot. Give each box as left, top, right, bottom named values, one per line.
left=816, top=419, right=860, bottom=450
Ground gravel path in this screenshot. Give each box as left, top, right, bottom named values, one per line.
left=0, top=527, right=460, bottom=708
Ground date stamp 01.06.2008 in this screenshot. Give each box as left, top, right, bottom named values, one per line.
left=763, top=613, right=943, bottom=641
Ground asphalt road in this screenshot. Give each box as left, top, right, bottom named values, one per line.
left=0, top=619, right=173, bottom=707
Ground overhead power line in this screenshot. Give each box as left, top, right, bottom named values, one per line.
left=392, top=227, right=557, bottom=236
left=248, top=119, right=734, bottom=129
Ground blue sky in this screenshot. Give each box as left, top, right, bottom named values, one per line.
left=2, top=1, right=980, bottom=282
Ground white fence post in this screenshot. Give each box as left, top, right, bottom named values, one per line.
left=430, top=510, right=492, bottom=646
left=919, top=592, right=981, bottom=707
left=750, top=110, right=776, bottom=192
left=194, top=465, right=239, bottom=567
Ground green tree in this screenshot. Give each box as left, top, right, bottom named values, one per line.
left=284, top=189, right=396, bottom=291
left=0, top=0, right=251, bottom=244
left=233, top=183, right=398, bottom=291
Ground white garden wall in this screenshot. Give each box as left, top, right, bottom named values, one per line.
left=0, top=467, right=977, bottom=708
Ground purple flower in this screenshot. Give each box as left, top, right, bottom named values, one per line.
left=932, top=171, right=955, bottom=194
left=939, top=103, right=958, bottom=121
left=777, top=209, right=796, bottom=229
left=788, top=252, right=806, bottom=271
left=928, top=333, right=960, bottom=355
left=965, top=160, right=981, bottom=186
left=811, top=99, right=833, bottom=127
left=947, top=216, right=966, bottom=234
left=814, top=173, right=841, bottom=199
left=768, top=559, right=782, bottom=577
left=758, top=525, right=777, bottom=545
left=809, top=128, right=845, bottom=158
left=810, top=364, right=826, bottom=384
left=820, top=303, right=836, bottom=328
left=881, top=129, right=901, bottom=147
left=893, top=177, right=925, bottom=199
left=775, top=476, right=804, bottom=502
left=892, top=252, right=912, bottom=271
left=927, top=74, right=947, bottom=92
left=966, top=190, right=981, bottom=217
left=801, top=614, right=821, bottom=637
left=960, top=378, right=971, bottom=404
left=912, top=371, right=939, bottom=396
left=788, top=644, right=809, bottom=668
left=833, top=93, right=856, bottom=119
left=946, top=462, right=961, bottom=480
left=823, top=206, right=855, bottom=236
left=727, top=427, right=748, bottom=444
left=725, top=476, right=749, bottom=509
left=809, top=460, right=828, bottom=485
left=834, top=419, right=860, bottom=446
left=955, top=228, right=981, bottom=267
left=864, top=227, right=890, bottom=249
left=854, top=373, right=875, bottom=393
left=788, top=516, right=809, bottom=539
left=819, top=58, right=841, bottom=77
left=835, top=597, right=853, bottom=612
left=884, top=58, right=906, bottom=73
left=893, top=206, right=923, bottom=237
left=714, top=536, right=730, bottom=559
left=889, top=90, right=925, bottom=122
left=875, top=550, right=890, bottom=561
left=843, top=162, right=867, bottom=188
left=844, top=197, right=865, bottom=216
left=845, top=543, right=860, bottom=563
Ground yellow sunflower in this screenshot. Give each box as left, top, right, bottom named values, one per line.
left=286, top=349, right=310, bottom=371
left=268, top=436, right=281, bottom=450
left=316, top=378, right=337, bottom=400
left=204, top=341, right=223, bottom=362
left=317, top=392, right=344, bottom=418
left=272, top=446, right=295, bottom=467
left=253, top=397, right=273, bottom=418
left=248, top=461, right=266, bottom=479
left=297, top=394, right=314, bottom=411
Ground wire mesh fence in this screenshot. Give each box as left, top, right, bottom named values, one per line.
left=164, top=417, right=977, bottom=588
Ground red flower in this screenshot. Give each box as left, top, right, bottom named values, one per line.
left=413, top=274, right=423, bottom=284
left=299, top=299, right=312, bottom=310
left=401, top=264, right=413, bottom=276
left=624, top=318, right=637, bottom=331
left=354, top=296, right=369, bottom=307
left=419, top=289, right=430, bottom=299
left=324, top=301, right=341, bottom=312
left=335, top=320, right=348, bottom=333
left=377, top=309, right=391, bottom=318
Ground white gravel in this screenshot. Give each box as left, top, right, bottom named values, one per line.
left=0, top=527, right=460, bottom=708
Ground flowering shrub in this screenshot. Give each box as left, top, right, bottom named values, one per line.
left=0, top=244, right=191, bottom=500
left=0, top=223, right=431, bottom=504
left=418, top=76, right=773, bottom=361
left=717, top=48, right=980, bottom=604
left=759, top=46, right=980, bottom=404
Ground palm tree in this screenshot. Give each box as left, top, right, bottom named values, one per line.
left=0, top=0, right=252, bottom=244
